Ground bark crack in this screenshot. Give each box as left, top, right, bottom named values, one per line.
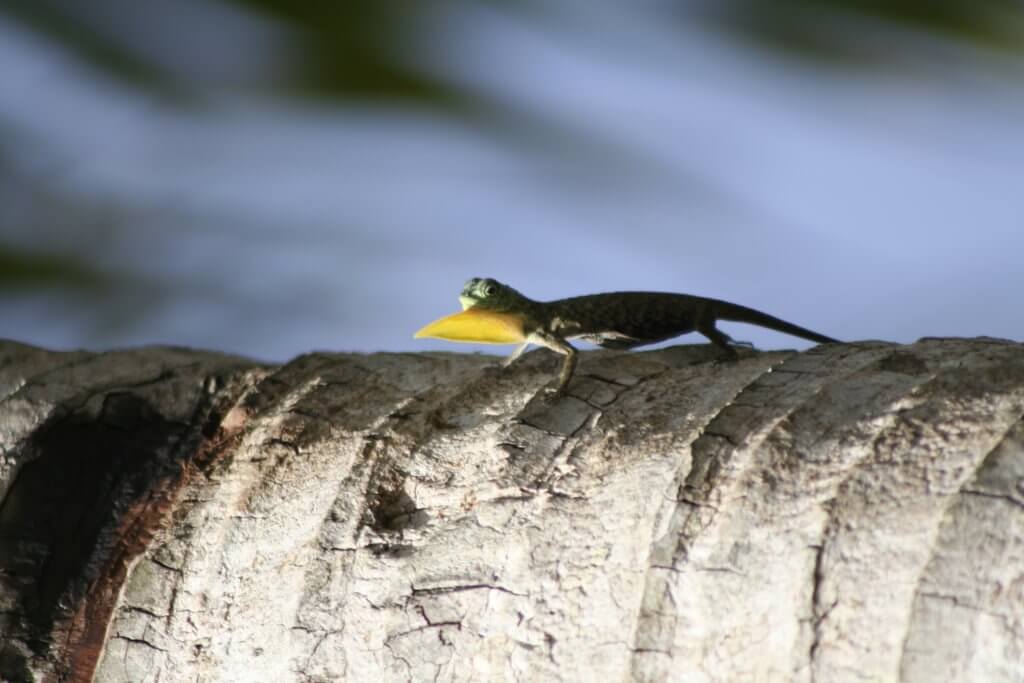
left=916, top=591, right=1024, bottom=639
left=114, top=635, right=166, bottom=653
left=807, top=540, right=838, bottom=681
left=959, top=487, right=1024, bottom=509
left=411, top=583, right=526, bottom=598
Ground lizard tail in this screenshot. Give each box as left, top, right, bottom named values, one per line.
left=711, top=300, right=839, bottom=345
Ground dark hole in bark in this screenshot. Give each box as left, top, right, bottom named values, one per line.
left=0, top=392, right=182, bottom=673
left=367, top=484, right=428, bottom=532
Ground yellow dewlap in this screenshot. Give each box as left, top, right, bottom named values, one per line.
left=414, top=308, right=526, bottom=345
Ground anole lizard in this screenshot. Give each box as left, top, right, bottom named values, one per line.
left=416, top=278, right=838, bottom=395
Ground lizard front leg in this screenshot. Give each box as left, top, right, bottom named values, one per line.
left=530, top=331, right=578, bottom=395
left=503, top=342, right=530, bottom=367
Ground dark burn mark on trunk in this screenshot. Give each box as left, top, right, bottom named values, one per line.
left=0, top=378, right=252, bottom=683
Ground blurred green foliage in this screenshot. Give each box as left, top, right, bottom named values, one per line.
left=700, top=0, right=1024, bottom=62
left=838, top=0, right=1021, bottom=46
left=230, top=0, right=460, bottom=103
left=3, top=0, right=180, bottom=93
left=6, top=0, right=1020, bottom=101
left=3, top=0, right=464, bottom=103
left=0, top=244, right=108, bottom=291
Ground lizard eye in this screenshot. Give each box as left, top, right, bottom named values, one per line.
left=483, top=283, right=497, bottom=297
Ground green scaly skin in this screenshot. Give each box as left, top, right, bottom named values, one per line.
left=460, top=277, right=839, bottom=396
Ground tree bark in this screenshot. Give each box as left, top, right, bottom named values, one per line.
left=0, top=338, right=1022, bottom=682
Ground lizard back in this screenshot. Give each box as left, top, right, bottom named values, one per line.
left=545, top=292, right=705, bottom=348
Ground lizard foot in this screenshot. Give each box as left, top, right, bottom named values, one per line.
left=711, top=349, right=742, bottom=366
left=534, top=384, right=569, bottom=404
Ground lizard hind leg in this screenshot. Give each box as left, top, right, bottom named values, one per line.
left=695, top=313, right=740, bottom=360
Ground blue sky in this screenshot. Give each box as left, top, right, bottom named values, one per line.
left=1, top=3, right=1021, bottom=361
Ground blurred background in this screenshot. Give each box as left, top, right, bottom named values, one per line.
left=1, top=0, right=1022, bottom=362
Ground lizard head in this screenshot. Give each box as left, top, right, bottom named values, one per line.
left=413, top=278, right=529, bottom=344
left=459, top=278, right=530, bottom=312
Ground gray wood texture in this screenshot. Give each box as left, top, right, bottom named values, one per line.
left=1, top=338, right=1021, bottom=682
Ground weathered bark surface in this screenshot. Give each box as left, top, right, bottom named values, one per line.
left=0, top=337, right=1022, bottom=683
